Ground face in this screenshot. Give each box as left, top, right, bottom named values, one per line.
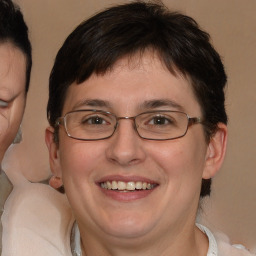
left=47, top=52, right=226, bottom=243
left=0, top=42, right=27, bottom=163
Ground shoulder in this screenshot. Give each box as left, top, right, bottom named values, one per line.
left=197, top=224, right=255, bottom=256
left=214, top=232, right=255, bottom=256
left=2, top=181, right=74, bottom=256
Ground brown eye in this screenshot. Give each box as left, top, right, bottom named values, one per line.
left=147, top=115, right=173, bottom=126
left=85, top=116, right=106, bottom=125
left=151, top=116, right=170, bottom=125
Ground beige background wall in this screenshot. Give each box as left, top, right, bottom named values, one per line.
left=3, top=0, right=256, bottom=250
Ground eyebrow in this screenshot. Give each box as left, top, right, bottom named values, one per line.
left=72, top=99, right=111, bottom=110
left=139, top=99, right=184, bottom=111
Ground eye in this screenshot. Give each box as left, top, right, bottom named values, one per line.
left=81, top=114, right=111, bottom=126
left=0, top=100, right=9, bottom=108
left=85, top=116, right=107, bottom=125
left=148, top=115, right=173, bottom=125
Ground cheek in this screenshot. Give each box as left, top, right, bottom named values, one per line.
left=57, top=140, right=107, bottom=213
left=0, top=113, right=10, bottom=161
left=0, top=112, right=9, bottom=137
left=0, top=105, right=13, bottom=137
left=147, top=139, right=207, bottom=183
left=58, top=139, right=105, bottom=181
left=0, top=100, right=25, bottom=153
left=148, top=140, right=208, bottom=215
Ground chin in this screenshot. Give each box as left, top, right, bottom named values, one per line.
left=96, top=213, right=155, bottom=239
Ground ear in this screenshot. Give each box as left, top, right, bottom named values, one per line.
left=45, top=126, right=63, bottom=188
left=202, top=123, right=228, bottom=179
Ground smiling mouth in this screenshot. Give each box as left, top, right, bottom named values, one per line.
left=100, top=181, right=157, bottom=191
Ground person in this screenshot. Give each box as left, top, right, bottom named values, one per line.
left=45, top=1, right=253, bottom=255
left=0, top=0, right=32, bottom=253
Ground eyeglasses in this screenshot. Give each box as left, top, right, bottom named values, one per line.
left=55, top=109, right=202, bottom=141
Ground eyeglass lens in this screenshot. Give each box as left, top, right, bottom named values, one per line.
left=63, top=110, right=190, bottom=141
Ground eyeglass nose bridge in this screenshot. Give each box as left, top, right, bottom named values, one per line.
left=116, top=116, right=136, bottom=121
left=113, top=116, right=140, bottom=135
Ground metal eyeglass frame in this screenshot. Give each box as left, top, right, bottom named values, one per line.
left=55, top=109, right=202, bottom=141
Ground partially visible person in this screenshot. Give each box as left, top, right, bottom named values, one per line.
left=44, top=1, right=254, bottom=255
left=0, top=0, right=32, bottom=253
left=0, top=2, right=73, bottom=256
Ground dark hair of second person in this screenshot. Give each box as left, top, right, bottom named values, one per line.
left=0, top=0, right=32, bottom=92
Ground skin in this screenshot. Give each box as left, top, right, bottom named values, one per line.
left=0, top=42, right=27, bottom=164
left=46, top=52, right=227, bottom=256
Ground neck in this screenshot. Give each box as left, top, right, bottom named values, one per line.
left=79, top=224, right=208, bottom=256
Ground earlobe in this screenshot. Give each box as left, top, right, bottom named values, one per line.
left=49, top=175, right=65, bottom=193
left=45, top=127, right=63, bottom=180
left=202, top=123, right=228, bottom=179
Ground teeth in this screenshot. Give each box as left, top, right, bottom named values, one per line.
left=135, top=181, right=142, bottom=190
left=117, top=181, right=126, bottom=190
left=126, top=182, right=135, bottom=191
left=112, top=181, right=118, bottom=190
left=107, top=181, right=111, bottom=189
left=100, top=181, right=156, bottom=191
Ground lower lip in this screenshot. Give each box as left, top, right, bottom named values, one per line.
left=99, top=187, right=156, bottom=201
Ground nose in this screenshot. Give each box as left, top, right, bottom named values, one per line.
left=105, top=118, right=146, bottom=166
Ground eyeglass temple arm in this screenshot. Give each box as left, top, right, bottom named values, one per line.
left=189, top=117, right=202, bottom=125
left=55, top=117, right=64, bottom=127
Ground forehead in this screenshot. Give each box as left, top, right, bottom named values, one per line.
left=0, top=42, right=26, bottom=95
left=63, top=52, right=201, bottom=115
